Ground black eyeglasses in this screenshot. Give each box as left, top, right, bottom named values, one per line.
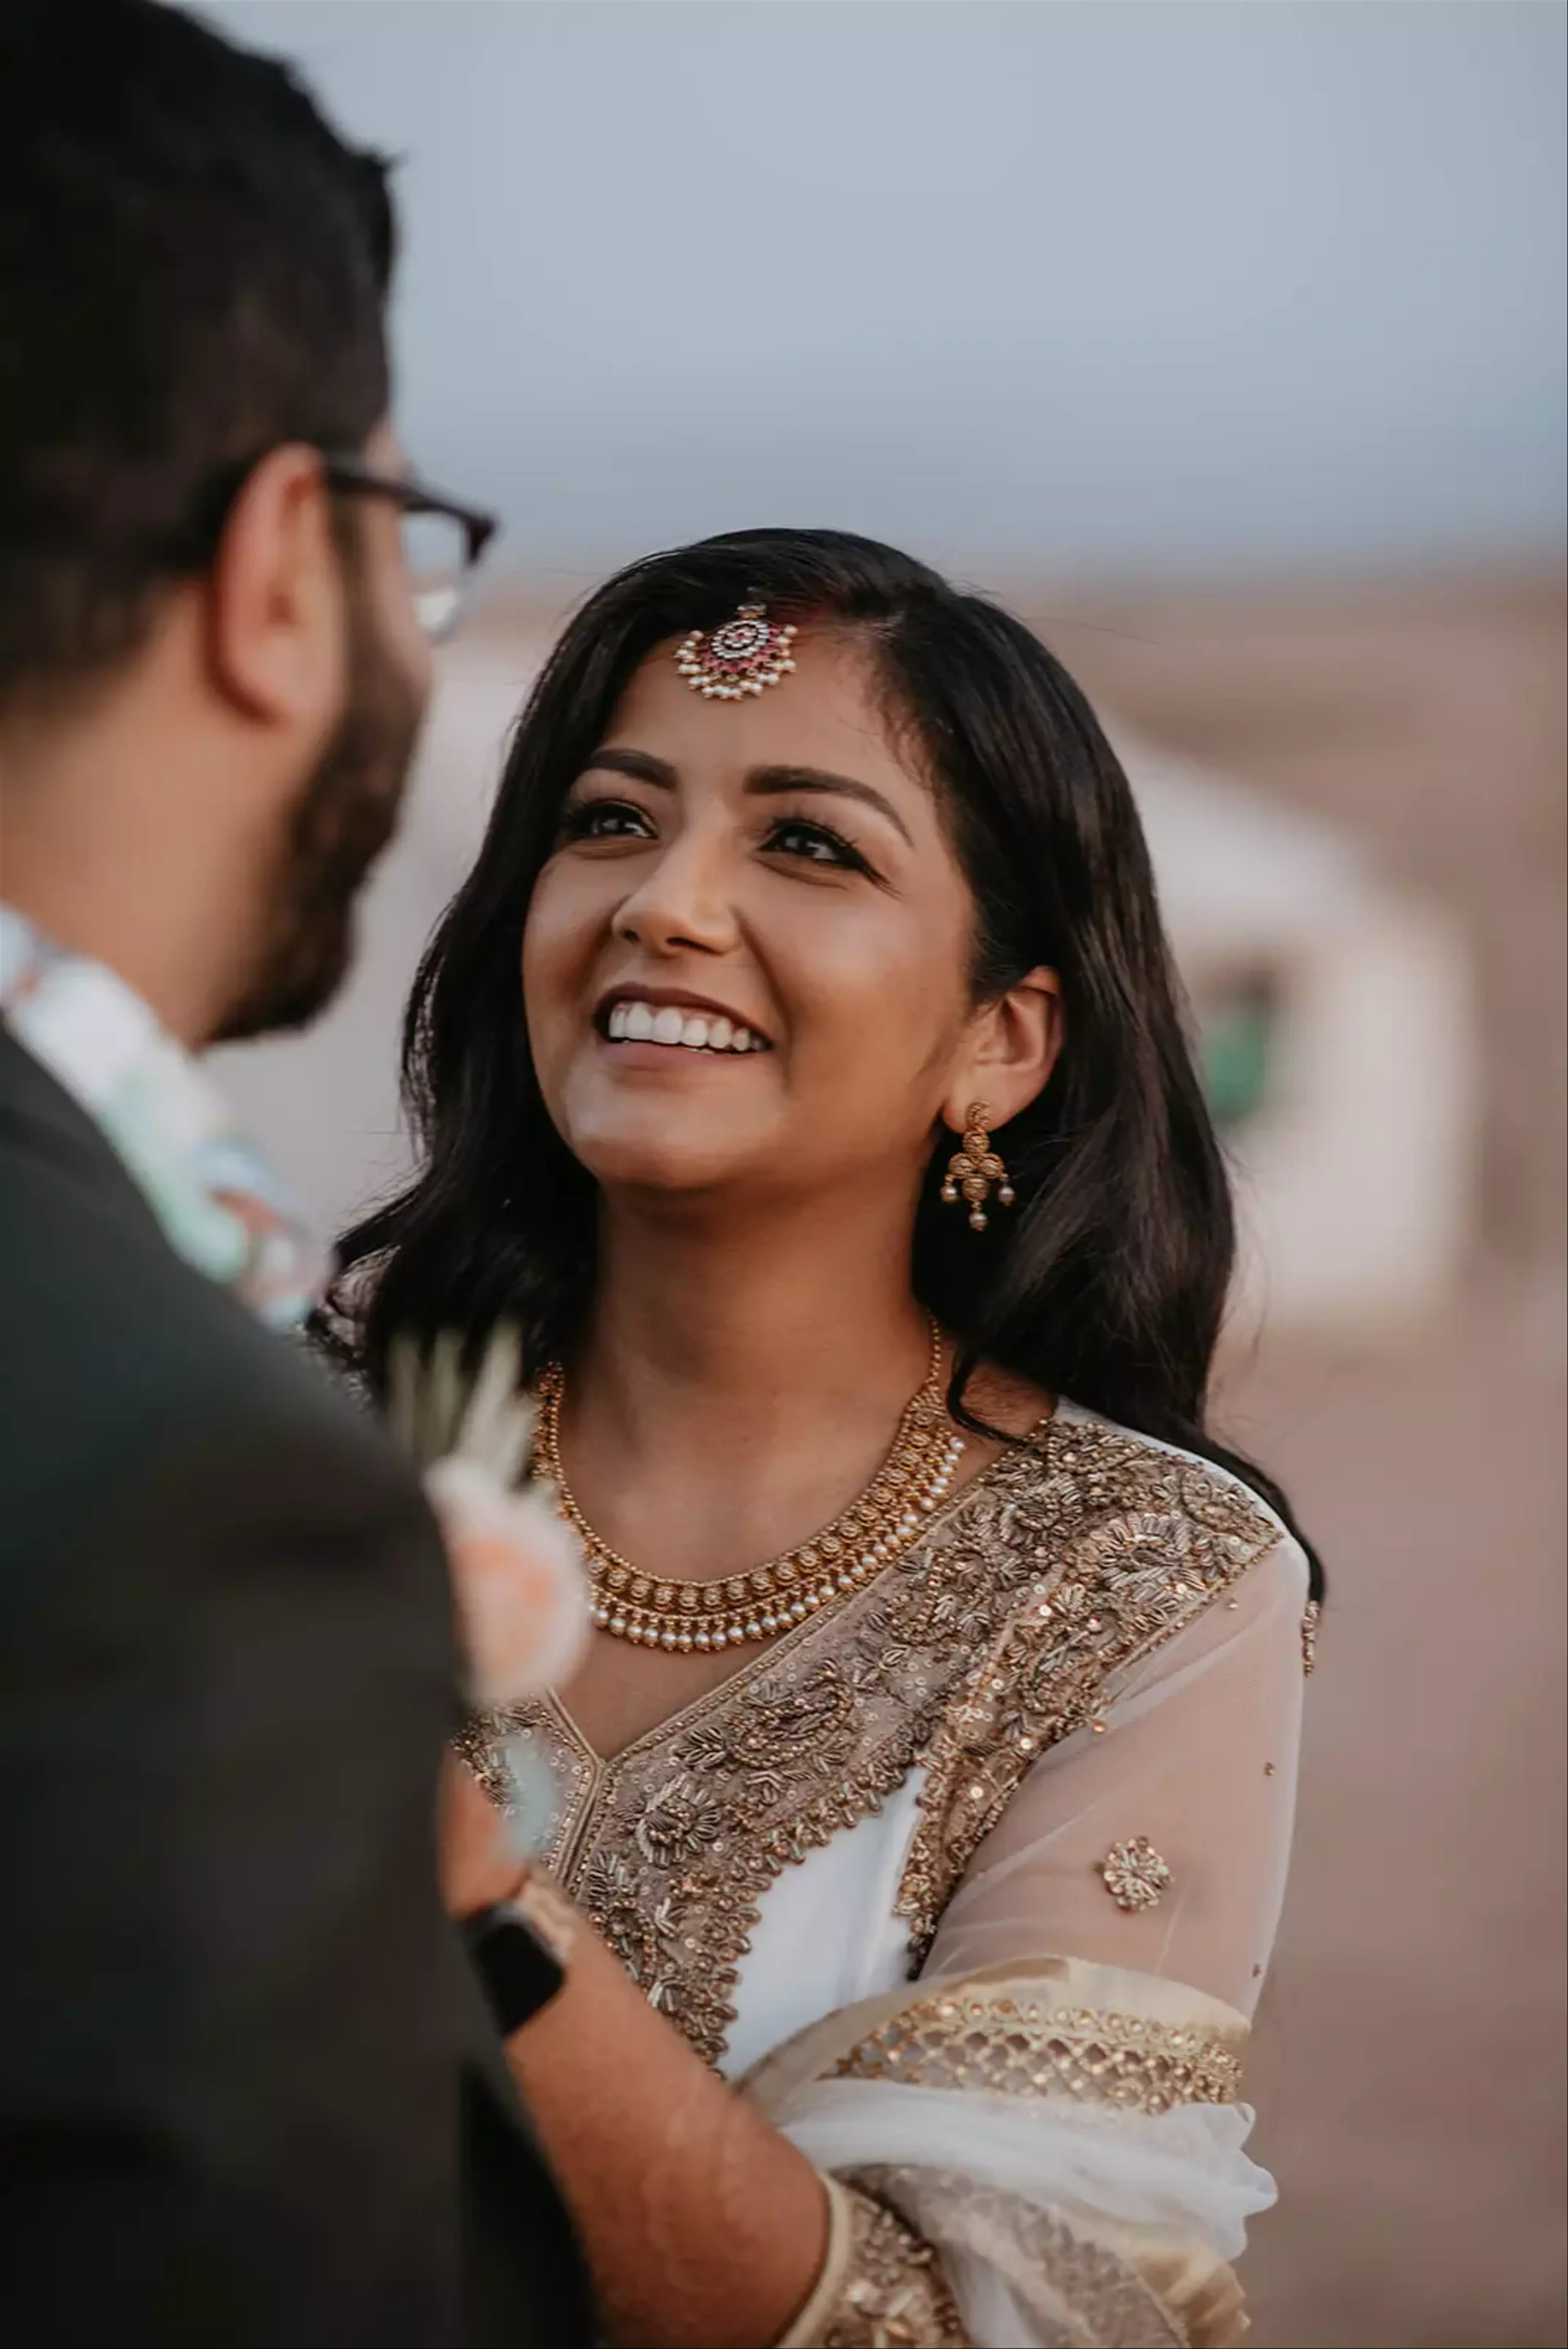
left=321, top=454, right=499, bottom=642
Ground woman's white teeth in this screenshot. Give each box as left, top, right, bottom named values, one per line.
left=606, top=1002, right=763, bottom=1052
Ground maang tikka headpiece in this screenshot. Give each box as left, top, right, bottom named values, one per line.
left=674, top=601, right=798, bottom=701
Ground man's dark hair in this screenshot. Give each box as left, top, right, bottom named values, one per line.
left=0, top=0, right=395, bottom=707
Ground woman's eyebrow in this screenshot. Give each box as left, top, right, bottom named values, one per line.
left=580, top=746, right=677, bottom=788
left=744, top=764, right=913, bottom=847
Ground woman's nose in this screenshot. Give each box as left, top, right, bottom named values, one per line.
left=612, top=828, right=739, bottom=958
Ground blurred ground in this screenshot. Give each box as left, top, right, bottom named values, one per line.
left=1067, top=571, right=1567, bottom=2348
left=1221, top=1287, right=1566, bottom=2349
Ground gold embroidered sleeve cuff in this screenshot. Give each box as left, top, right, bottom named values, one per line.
left=776, top=2175, right=971, bottom=2349
left=748, top=1961, right=1255, bottom=2349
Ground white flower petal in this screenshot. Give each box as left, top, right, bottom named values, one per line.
left=454, top=1323, right=523, bottom=1466
left=423, top=1455, right=590, bottom=1705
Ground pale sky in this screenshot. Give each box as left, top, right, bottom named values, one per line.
left=212, top=1, right=1565, bottom=579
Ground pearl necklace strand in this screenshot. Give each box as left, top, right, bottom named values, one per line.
left=533, top=1323, right=964, bottom=1653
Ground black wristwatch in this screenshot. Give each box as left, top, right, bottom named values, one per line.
left=460, top=1900, right=567, bottom=2037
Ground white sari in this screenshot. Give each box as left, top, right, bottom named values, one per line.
left=462, top=1403, right=1310, bottom=2347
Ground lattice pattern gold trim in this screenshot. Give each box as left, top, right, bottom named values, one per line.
left=831, top=1988, right=1242, bottom=2115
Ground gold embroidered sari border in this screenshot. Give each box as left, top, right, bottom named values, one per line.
left=833, top=1987, right=1243, bottom=2114
left=780, top=2176, right=972, bottom=2349
left=744, top=1955, right=1251, bottom=2122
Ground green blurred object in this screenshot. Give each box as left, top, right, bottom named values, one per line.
left=1200, top=985, right=1277, bottom=1129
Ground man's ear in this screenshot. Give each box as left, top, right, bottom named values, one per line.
left=203, top=443, right=346, bottom=730
left=941, top=965, right=1064, bottom=1132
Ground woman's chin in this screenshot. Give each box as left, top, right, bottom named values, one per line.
left=552, top=1053, right=786, bottom=1197
left=566, top=1107, right=764, bottom=1198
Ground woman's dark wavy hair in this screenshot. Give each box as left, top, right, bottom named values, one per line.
left=323, top=528, right=1322, bottom=1599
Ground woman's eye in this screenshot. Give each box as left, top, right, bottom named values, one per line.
left=765, top=817, right=871, bottom=873
left=559, top=798, right=655, bottom=844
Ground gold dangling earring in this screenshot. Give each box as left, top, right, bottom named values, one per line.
left=940, top=1102, right=1015, bottom=1232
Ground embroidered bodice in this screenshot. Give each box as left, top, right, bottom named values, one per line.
left=460, top=1404, right=1301, bottom=2071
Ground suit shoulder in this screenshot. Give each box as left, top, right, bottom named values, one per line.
left=0, top=1118, right=411, bottom=1553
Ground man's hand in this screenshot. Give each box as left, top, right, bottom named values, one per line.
left=439, top=1751, right=527, bottom=1917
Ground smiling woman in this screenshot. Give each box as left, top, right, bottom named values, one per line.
left=322, top=529, right=1321, bottom=2349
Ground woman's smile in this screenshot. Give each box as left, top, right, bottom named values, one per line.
left=595, top=985, right=773, bottom=1060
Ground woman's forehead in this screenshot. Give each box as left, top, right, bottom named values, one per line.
left=602, top=629, right=925, bottom=797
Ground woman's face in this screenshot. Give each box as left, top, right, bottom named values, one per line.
left=522, top=630, right=1017, bottom=1205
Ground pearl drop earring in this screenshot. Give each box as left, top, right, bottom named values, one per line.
left=940, top=1103, right=1014, bottom=1231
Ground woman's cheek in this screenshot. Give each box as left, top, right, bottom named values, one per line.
left=794, top=914, right=951, bottom=1045
left=520, top=893, right=577, bottom=1082
left=522, top=866, right=590, bottom=998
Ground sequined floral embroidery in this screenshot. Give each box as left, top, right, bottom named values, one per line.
left=1301, top=1597, right=1321, bottom=1676
left=1100, top=1836, right=1174, bottom=1914
left=463, top=1418, right=1281, bottom=2065
left=821, top=2185, right=972, bottom=2348
left=898, top=1425, right=1281, bottom=1953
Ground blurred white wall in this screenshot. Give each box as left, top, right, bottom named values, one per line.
left=1131, top=746, right=1476, bottom=1334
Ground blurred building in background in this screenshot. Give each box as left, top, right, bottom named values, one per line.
left=210, top=6, right=1566, bottom=2344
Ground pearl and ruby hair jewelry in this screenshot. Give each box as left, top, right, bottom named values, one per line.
left=674, top=601, right=798, bottom=700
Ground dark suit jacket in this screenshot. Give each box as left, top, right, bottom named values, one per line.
left=0, top=1027, right=593, bottom=2348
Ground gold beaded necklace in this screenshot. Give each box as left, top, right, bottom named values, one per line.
left=533, top=1321, right=964, bottom=1653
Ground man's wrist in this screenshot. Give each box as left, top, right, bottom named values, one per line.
left=461, top=1876, right=574, bottom=2037
left=511, top=1870, right=579, bottom=1969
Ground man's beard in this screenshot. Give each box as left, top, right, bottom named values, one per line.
left=215, top=581, right=426, bottom=1044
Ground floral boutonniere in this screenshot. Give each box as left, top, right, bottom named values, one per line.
left=387, top=1325, right=589, bottom=1707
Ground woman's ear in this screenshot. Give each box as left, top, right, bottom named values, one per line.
left=942, top=966, right=1063, bottom=1131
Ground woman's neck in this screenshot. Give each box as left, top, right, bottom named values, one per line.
left=585, top=1185, right=929, bottom=1437
left=560, top=1184, right=934, bottom=1581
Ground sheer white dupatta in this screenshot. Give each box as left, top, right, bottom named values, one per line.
left=746, top=1535, right=1308, bottom=2348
